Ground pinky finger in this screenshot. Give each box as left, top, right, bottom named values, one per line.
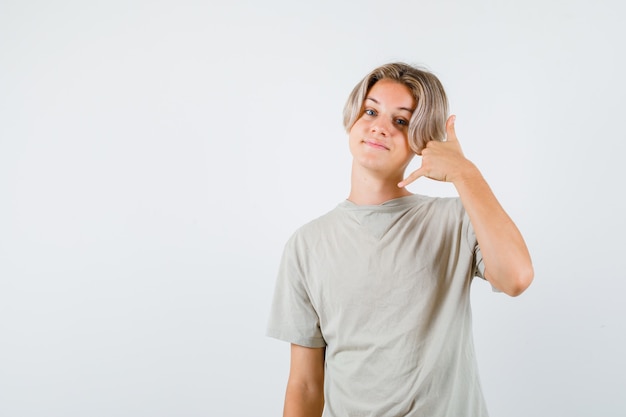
left=398, top=168, right=424, bottom=188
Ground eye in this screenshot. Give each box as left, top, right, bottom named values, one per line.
left=395, top=118, right=408, bottom=126
left=364, top=109, right=377, bottom=116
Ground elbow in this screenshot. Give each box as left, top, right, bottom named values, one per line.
left=502, top=264, right=534, bottom=297
left=488, top=262, right=534, bottom=297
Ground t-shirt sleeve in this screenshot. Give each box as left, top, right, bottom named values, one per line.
left=464, top=210, right=503, bottom=292
left=266, top=233, right=326, bottom=348
left=461, top=210, right=485, bottom=280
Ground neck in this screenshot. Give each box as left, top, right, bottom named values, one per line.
left=347, top=161, right=412, bottom=205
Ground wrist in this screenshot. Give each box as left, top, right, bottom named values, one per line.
left=451, top=160, right=482, bottom=185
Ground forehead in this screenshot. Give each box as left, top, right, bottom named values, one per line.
left=366, top=79, right=415, bottom=111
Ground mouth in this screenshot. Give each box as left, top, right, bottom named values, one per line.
left=363, top=139, right=389, bottom=150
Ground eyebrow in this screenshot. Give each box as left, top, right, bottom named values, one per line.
left=365, top=97, right=414, bottom=113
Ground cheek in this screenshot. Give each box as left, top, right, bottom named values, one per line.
left=399, top=139, right=416, bottom=162
left=350, top=118, right=365, bottom=132
left=348, top=131, right=361, bottom=153
left=348, top=122, right=364, bottom=143
left=347, top=129, right=359, bottom=153
left=396, top=135, right=411, bottom=152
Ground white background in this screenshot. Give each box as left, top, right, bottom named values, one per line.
left=1, top=1, right=625, bottom=416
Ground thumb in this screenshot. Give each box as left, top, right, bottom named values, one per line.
left=445, top=115, right=458, bottom=142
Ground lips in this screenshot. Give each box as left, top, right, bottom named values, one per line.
left=363, top=139, right=389, bottom=150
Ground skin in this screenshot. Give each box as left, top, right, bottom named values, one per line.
left=283, top=79, right=534, bottom=416
left=348, top=79, right=416, bottom=205
left=283, top=344, right=325, bottom=417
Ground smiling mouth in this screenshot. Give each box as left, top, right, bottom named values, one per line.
left=363, top=140, right=389, bottom=150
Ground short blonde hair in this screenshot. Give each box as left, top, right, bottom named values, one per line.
left=343, top=62, right=449, bottom=154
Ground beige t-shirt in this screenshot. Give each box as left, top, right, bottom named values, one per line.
left=267, top=194, right=490, bottom=417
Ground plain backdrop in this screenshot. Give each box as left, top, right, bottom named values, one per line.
left=1, top=1, right=625, bottom=416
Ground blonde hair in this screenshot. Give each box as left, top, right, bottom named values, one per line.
left=343, top=62, right=449, bottom=154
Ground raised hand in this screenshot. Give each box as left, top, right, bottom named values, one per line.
left=398, top=114, right=533, bottom=296
left=398, top=115, right=472, bottom=188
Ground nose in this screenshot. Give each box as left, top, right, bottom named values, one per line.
left=371, top=118, right=391, bottom=136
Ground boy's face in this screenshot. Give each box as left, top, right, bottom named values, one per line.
left=348, top=79, right=416, bottom=179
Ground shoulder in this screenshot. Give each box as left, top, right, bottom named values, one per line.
left=285, top=205, right=345, bottom=249
left=411, top=194, right=465, bottom=218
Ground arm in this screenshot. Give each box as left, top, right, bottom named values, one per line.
left=452, top=162, right=533, bottom=296
left=399, top=115, right=534, bottom=296
left=283, top=344, right=325, bottom=417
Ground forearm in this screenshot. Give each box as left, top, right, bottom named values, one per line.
left=283, top=380, right=324, bottom=417
left=454, top=163, right=534, bottom=296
